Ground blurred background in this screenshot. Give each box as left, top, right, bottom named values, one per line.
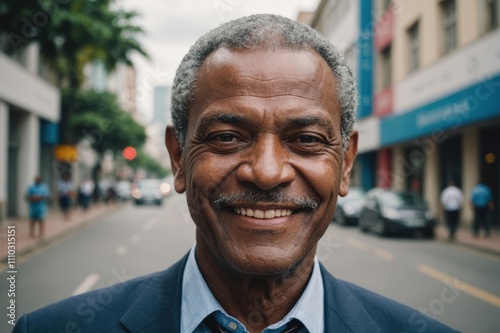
left=1, top=1, right=500, bottom=332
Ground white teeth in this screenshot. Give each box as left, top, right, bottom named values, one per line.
left=264, top=210, right=275, bottom=218
left=234, top=208, right=293, bottom=219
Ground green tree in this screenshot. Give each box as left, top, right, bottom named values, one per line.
left=63, top=89, right=146, bottom=153
left=127, top=150, right=168, bottom=179
left=1, top=0, right=147, bottom=88
left=1, top=0, right=148, bottom=144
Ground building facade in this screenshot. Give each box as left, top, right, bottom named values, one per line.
left=145, top=86, right=171, bottom=171
left=311, top=0, right=500, bottom=226
left=0, top=43, right=60, bottom=220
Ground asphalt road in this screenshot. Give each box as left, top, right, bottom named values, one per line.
left=2, top=192, right=499, bottom=332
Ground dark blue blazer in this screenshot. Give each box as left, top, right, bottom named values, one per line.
left=13, top=254, right=459, bottom=332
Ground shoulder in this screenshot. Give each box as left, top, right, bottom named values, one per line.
left=13, top=255, right=189, bottom=332
left=13, top=273, right=156, bottom=332
left=320, top=268, right=460, bottom=332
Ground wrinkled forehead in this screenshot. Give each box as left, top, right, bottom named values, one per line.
left=192, top=46, right=338, bottom=104
left=204, top=46, right=328, bottom=76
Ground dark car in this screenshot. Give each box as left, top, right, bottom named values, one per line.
left=332, top=187, right=366, bottom=225
left=358, top=188, right=435, bottom=238
left=132, top=179, right=164, bottom=206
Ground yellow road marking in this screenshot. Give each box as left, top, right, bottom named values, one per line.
left=417, top=264, right=500, bottom=308
left=374, top=248, right=394, bottom=261
left=346, top=238, right=370, bottom=251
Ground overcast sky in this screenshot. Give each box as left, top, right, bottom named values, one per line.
left=117, top=0, right=320, bottom=120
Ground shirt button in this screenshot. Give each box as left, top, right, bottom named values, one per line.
left=228, top=322, right=238, bottom=330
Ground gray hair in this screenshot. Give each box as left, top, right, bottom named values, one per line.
left=171, top=14, right=358, bottom=152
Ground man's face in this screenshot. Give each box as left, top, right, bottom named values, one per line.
left=167, top=47, right=357, bottom=276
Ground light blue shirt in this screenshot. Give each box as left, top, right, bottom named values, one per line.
left=471, top=183, right=492, bottom=208
left=181, top=245, right=324, bottom=333
left=26, top=182, right=50, bottom=218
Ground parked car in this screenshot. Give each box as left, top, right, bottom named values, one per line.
left=115, top=181, right=132, bottom=201
left=132, top=179, right=164, bottom=206
left=332, top=187, right=366, bottom=225
left=358, top=188, right=435, bottom=238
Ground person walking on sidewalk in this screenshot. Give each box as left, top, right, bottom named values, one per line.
left=25, top=175, right=50, bottom=238
left=79, top=178, right=94, bottom=212
left=441, top=180, right=464, bottom=240
left=57, top=173, right=74, bottom=221
left=471, top=179, right=494, bottom=238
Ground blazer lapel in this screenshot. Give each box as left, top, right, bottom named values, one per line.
left=321, top=265, right=383, bottom=333
left=117, top=255, right=382, bottom=332
left=120, top=254, right=189, bottom=333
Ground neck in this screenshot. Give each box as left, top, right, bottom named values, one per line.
left=195, top=237, right=315, bottom=332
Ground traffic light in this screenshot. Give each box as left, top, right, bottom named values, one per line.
left=123, top=146, right=137, bottom=160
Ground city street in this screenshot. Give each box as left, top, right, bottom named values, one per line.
left=2, top=192, right=500, bottom=333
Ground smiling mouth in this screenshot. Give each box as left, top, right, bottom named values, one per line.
left=234, top=207, right=293, bottom=219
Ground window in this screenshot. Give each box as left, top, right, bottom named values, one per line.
left=484, top=0, right=500, bottom=32
left=441, top=0, right=457, bottom=54
left=326, top=0, right=351, bottom=33
left=407, top=21, right=420, bottom=73
left=381, top=46, right=392, bottom=89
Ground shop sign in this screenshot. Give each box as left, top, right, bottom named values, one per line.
left=54, top=144, right=78, bottom=163
left=381, top=73, right=500, bottom=146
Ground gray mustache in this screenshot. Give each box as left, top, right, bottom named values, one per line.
left=212, top=190, right=319, bottom=212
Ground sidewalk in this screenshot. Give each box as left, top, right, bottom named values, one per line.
left=0, top=202, right=121, bottom=263
left=435, top=224, right=500, bottom=256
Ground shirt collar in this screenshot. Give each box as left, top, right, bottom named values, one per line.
left=181, top=244, right=324, bottom=333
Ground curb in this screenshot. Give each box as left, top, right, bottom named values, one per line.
left=436, top=238, right=500, bottom=257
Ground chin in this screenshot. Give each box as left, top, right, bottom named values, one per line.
left=222, top=245, right=306, bottom=277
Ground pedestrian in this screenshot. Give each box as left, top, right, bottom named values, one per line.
left=79, top=178, right=94, bottom=212
left=25, top=175, right=50, bottom=239
left=57, top=173, right=74, bottom=221
left=13, top=14, right=458, bottom=332
left=471, top=179, right=494, bottom=237
left=440, top=179, right=464, bottom=240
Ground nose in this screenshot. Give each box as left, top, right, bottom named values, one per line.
left=236, top=134, right=295, bottom=190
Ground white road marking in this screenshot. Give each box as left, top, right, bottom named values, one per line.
left=116, top=245, right=128, bottom=255
left=72, top=273, right=100, bottom=296
left=374, top=248, right=394, bottom=261
left=130, top=233, right=141, bottom=244
left=417, top=264, right=500, bottom=308
left=345, top=238, right=370, bottom=251
left=143, top=218, right=158, bottom=231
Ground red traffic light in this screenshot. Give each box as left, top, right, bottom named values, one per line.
left=123, top=146, right=137, bottom=160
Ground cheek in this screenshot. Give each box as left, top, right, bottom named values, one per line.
left=296, top=157, right=341, bottom=199
left=185, top=153, right=237, bottom=208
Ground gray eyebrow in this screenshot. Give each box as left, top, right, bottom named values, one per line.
left=195, top=113, right=335, bottom=137
left=287, top=116, right=331, bottom=127
left=196, top=113, right=247, bottom=135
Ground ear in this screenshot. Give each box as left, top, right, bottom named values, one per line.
left=165, top=125, right=186, bottom=193
left=339, top=130, right=358, bottom=197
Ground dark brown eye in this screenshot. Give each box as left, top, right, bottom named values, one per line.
left=214, top=133, right=237, bottom=142
left=296, top=135, right=321, bottom=144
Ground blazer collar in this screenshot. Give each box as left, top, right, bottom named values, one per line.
left=119, top=253, right=189, bottom=333
left=118, top=254, right=382, bottom=333
left=321, top=265, right=383, bottom=333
